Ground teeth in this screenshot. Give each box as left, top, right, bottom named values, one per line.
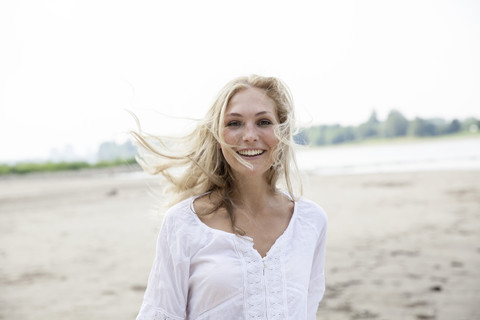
left=238, top=149, right=264, bottom=156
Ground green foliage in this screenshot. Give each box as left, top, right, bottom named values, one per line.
left=0, top=138, right=140, bottom=176
left=294, top=110, right=479, bottom=147
left=461, top=117, right=480, bottom=132
left=301, top=124, right=356, bottom=146
left=0, top=158, right=138, bottom=175
left=8, top=161, right=90, bottom=174
left=356, top=111, right=380, bottom=140
left=0, top=164, right=10, bottom=175
left=408, top=117, right=436, bottom=136
left=384, top=110, right=409, bottom=137
left=444, top=119, right=461, bottom=134
left=94, top=158, right=137, bottom=168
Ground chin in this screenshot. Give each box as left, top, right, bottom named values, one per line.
left=232, top=166, right=272, bottom=180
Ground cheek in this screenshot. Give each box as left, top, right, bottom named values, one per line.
left=265, top=129, right=279, bottom=147
left=222, top=129, right=238, bottom=144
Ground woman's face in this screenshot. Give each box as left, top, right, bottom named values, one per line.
left=221, top=87, right=279, bottom=179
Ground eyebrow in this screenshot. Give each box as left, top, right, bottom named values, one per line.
left=226, top=111, right=271, bottom=117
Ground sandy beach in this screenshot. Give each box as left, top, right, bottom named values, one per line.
left=0, top=168, right=479, bottom=320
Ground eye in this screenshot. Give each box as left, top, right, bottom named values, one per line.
left=226, top=120, right=241, bottom=127
left=258, top=119, right=272, bottom=126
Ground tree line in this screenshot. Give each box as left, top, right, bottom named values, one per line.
left=0, top=158, right=138, bottom=175
left=294, top=110, right=480, bottom=146
left=0, top=141, right=138, bottom=175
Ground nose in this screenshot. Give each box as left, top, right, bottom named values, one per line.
left=242, top=123, right=258, bottom=142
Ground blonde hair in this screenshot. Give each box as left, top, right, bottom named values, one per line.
left=131, top=74, right=301, bottom=234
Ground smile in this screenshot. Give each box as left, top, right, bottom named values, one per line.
left=237, top=149, right=265, bottom=157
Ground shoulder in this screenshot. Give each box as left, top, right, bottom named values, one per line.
left=294, top=197, right=328, bottom=235
left=159, top=196, right=207, bottom=257
left=162, top=196, right=200, bottom=236
left=165, top=196, right=194, bottom=217
left=163, top=197, right=193, bottom=221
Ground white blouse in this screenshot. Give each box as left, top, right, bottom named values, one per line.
left=136, top=195, right=327, bottom=320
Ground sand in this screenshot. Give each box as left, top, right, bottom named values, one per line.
left=0, top=168, right=479, bottom=320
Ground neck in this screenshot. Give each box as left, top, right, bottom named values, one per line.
left=231, top=173, right=275, bottom=213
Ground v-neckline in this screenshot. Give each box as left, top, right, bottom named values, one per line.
left=190, top=194, right=297, bottom=260
left=242, top=206, right=296, bottom=259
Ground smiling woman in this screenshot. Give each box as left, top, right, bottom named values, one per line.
left=221, top=87, right=280, bottom=179
left=132, top=75, right=328, bottom=320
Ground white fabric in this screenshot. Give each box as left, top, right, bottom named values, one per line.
left=136, top=195, right=327, bottom=320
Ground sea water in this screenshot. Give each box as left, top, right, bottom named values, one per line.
left=295, top=137, right=480, bottom=175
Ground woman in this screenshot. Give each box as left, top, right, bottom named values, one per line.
left=134, top=75, right=327, bottom=320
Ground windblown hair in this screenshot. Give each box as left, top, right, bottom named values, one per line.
left=131, top=74, right=301, bottom=234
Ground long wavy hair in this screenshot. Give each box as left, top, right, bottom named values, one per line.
left=131, top=74, right=301, bottom=234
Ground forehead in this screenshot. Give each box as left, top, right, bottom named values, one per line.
left=226, top=87, right=277, bottom=115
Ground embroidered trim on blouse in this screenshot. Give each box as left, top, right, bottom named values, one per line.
left=235, top=235, right=289, bottom=320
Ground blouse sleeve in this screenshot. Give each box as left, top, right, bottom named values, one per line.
left=307, top=210, right=328, bottom=320
left=136, top=211, right=190, bottom=320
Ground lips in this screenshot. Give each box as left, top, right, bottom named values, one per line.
left=237, top=149, right=265, bottom=157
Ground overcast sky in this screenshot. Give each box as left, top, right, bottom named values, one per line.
left=1, top=0, right=479, bottom=162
